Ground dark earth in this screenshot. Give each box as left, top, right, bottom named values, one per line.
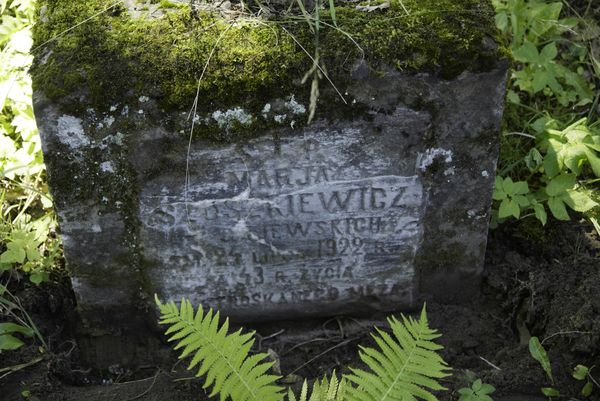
left=1, top=218, right=599, bottom=401
left=3, top=0, right=600, bottom=398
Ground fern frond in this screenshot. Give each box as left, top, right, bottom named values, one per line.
left=156, top=296, right=284, bottom=401
left=287, top=374, right=346, bottom=401
left=345, top=305, right=451, bottom=401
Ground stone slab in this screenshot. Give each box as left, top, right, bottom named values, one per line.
left=36, top=65, right=507, bottom=314
left=34, top=63, right=507, bottom=365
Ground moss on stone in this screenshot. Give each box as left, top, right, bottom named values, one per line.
left=32, top=0, right=503, bottom=137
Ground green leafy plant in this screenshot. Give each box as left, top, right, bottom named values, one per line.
left=492, top=0, right=600, bottom=230
left=528, top=336, right=556, bottom=396
left=511, top=41, right=592, bottom=106
left=0, top=321, right=33, bottom=351
left=539, top=118, right=600, bottom=178
left=0, top=0, right=62, bottom=283
left=493, top=176, right=531, bottom=219
left=528, top=337, right=598, bottom=399
left=493, top=0, right=592, bottom=105
left=493, top=118, right=599, bottom=226
left=156, top=297, right=451, bottom=401
left=156, top=296, right=283, bottom=401
left=344, top=311, right=451, bottom=401
left=493, top=0, right=573, bottom=48
left=0, top=284, right=45, bottom=352
left=457, top=379, right=495, bottom=401
left=572, top=364, right=598, bottom=398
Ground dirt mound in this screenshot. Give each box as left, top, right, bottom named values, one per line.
left=1, top=220, right=598, bottom=401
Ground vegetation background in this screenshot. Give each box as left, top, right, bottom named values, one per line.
left=0, top=0, right=599, bottom=400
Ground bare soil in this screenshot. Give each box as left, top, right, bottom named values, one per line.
left=1, top=219, right=599, bottom=401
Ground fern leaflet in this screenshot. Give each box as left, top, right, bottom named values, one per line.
left=287, top=374, right=346, bottom=401
left=345, top=305, right=451, bottom=401
left=156, top=296, right=284, bottom=401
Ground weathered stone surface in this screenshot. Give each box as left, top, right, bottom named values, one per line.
left=35, top=64, right=506, bottom=322
left=32, top=1, right=507, bottom=367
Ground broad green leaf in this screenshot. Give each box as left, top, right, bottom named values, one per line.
left=0, top=333, right=25, bottom=350
left=563, top=144, right=587, bottom=175
left=529, top=337, right=553, bottom=383
left=543, top=147, right=561, bottom=178
left=499, top=199, right=520, bottom=219
left=542, top=387, right=560, bottom=397
left=583, top=148, right=600, bottom=177
left=25, top=246, right=41, bottom=262
left=525, top=148, right=543, bottom=172
left=545, top=70, right=563, bottom=95
left=548, top=197, right=570, bottom=220
left=582, top=381, right=593, bottom=397
left=513, top=195, right=530, bottom=207
left=493, top=189, right=507, bottom=200
left=30, top=271, right=48, bottom=285
left=0, top=246, right=26, bottom=264
left=507, top=90, right=520, bottom=104
left=532, top=69, right=548, bottom=93
left=495, top=11, right=508, bottom=31
left=565, top=128, right=591, bottom=143
left=532, top=116, right=551, bottom=134
left=562, top=190, right=598, bottom=212
left=572, top=365, right=589, bottom=381
left=494, top=176, right=504, bottom=191
left=457, top=388, right=471, bottom=395
left=512, top=181, right=529, bottom=195
left=533, top=203, right=547, bottom=226
left=513, top=41, right=539, bottom=63
left=502, top=177, right=516, bottom=194
left=546, top=174, right=576, bottom=196
left=480, top=383, right=495, bottom=395
left=539, top=42, right=557, bottom=62
left=0, top=322, right=34, bottom=337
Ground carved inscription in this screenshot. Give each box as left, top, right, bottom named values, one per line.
left=139, top=128, right=425, bottom=316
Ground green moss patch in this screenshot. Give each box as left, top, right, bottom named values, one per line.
left=32, top=0, right=503, bottom=133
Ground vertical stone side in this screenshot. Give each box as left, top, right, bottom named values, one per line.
left=415, top=67, right=509, bottom=300
left=34, top=95, right=161, bottom=367
left=343, top=65, right=508, bottom=302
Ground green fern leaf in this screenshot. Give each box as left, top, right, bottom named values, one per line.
left=156, top=296, right=284, bottom=401
left=345, top=305, right=451, bottom=401
left=287, top=374, right=346, bottom=401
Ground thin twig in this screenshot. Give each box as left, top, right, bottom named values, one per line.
left=588, top=368, right=600, bottom=388
left=503, top=131, right=537, bottom=139
left=123, top=369, right=161, bottom=401
left=0, top=357, right=44, bottom=380
left=256, top=329, right=285, bottom=350
left=282, top=337, right=340, bottom=356
left=541, top=330, right=594, bottom=344
left=281, top=26, right=347, bottom=105
left=184, top=23, right=234, bottom=226
left=287, top=337, right=358, bottom=375
left=478, top=356, right=501, bottom=371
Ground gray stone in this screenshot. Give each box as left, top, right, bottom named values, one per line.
left=32, top=9, right=508, bottom=366
left=35, top=64, right=506, bottom=328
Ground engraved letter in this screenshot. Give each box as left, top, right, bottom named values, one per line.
left=319, top=190, right=355, bottom=212
left=370, top=188, right=386, bottom=210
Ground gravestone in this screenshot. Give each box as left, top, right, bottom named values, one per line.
left=32, top=0, right=507, bottom=366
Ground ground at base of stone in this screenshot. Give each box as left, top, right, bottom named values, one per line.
left=1, top=219, right=598, bottom=401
